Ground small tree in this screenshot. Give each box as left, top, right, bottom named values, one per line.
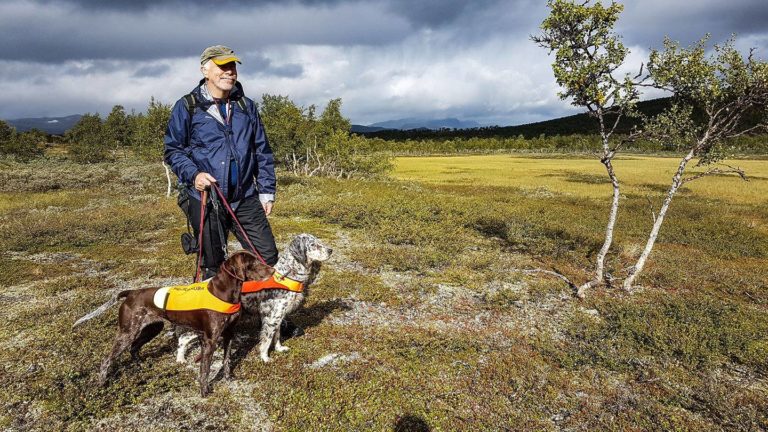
left=623, top=37, right=768, bottom=289
left=103, top=105, right=131, bottom=156
left=132, top=97, right=171, bottom=161
left=67, top=113, right=108, bottom=163
left=259, top=94, right=311, bottom=174
left=0, top=119, right=13, bottom=144
left=533, top=0, right=642, bottom=297
left=0, top=122, right=46, bottom=162
left=322, top=129, right=392, bottom=178
left=0, top=120, right=17, bottom=158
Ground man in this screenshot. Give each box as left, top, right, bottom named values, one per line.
left=164, top=45, right=278, bottom=278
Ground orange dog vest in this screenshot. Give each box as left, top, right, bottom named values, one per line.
left=153, top=280, right=241, bottom=314
left=242, top=271, right=304, bottom=294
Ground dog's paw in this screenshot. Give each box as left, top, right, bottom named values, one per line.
left=260, top=354, right=272, bottom=363
left=275, top=345, right=290, bottom=353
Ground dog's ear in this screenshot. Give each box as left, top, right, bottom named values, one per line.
left=289, top=235, right=308, bottom=265
left=232, top=252, right=248, bottom=280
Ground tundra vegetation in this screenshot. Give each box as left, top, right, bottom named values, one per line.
left=0, top=152, right=766, bottom=430
left=1, top=1, right=767, bottom=427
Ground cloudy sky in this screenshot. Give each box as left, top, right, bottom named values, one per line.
left=1, top=0, right=766, bottom=126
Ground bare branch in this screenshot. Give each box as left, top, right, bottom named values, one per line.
left=725, top=122, right=768, bottom=139
left=632, top=62, right=645, bottom=80
left=523, top=268, right=578, bottom=293
left=681, top=166, right=748, bottom=184
left=645, top=196, right=657, bottom=223
left=605, top=110, right=624, bottom=140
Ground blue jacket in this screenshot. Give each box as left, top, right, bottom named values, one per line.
left=163, top=80, right=275, bottom=205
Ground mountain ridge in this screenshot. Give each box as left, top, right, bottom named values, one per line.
left=4, top=114, right=82, bottom=135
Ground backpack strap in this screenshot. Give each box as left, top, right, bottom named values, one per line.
left=185, top=91, right=253, bottom=119
left=182, top=93, right=197, bottom=118
left=236, top=97, right=248, bottom=113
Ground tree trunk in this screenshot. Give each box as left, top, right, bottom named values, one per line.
left=623, top=149, right=696, bottom=290
left=577, top=156, right=620, bottom=298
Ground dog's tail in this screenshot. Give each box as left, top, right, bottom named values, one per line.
left=71, top=290, right=131, bottom=329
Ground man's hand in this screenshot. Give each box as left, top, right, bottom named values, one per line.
left=262, top=201, right=273, bottom=216
left=194, top=172, right=217, bottom=191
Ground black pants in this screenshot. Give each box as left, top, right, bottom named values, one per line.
left=187, top=193, right=278, bottom=273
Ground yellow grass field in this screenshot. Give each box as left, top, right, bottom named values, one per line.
left=393, top=154, right=768, bottom=206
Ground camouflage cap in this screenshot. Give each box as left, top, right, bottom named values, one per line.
left=200, top=45, right=242, bottom=66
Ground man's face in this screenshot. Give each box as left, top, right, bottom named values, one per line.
left=202, top=61, right=237, bottom=96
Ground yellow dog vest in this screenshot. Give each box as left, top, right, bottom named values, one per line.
left=153, top=280, right=241, bottom=314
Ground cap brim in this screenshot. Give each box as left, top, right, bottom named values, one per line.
left=211, top=56, right=241, bottom=65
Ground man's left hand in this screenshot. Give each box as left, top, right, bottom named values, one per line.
left=262, top=201, right=273, bottom=216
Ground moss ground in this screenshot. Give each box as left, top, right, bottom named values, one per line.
left=0, top=154, right=766, bottom=431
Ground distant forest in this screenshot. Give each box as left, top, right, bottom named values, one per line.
left=358, top=97, right=766, bottom=142
left=351, top=97, right=767, bottom=155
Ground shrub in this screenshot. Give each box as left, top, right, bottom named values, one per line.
left=131, top=97, right=171, bottom=161
left=259, top=94, right=392, bottom=178
left=0, top=122, right=45, bottom=161
left=66, top=114, right=110, bottom=163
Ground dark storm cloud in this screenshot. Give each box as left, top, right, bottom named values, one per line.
left=239, top=53, right=304, bottom=78
left=34, top=0, right=346, bottom=11
left=0, top=0, right=412, bottom=63
left=3, top=0, right=766, bottom=64
left=133, top=64, right=171, bottom=78
left=618, top=0, right=768, bottom=51
left=386, top=0, right=506, bottom=27
left=35, top=0, right=509, bottom=28
left=0, top=0, right=526, bottom=65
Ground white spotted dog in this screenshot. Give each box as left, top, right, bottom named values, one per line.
left=175, top=234, right=332, bottom=363
left=242, top=233, right=332, bottom=362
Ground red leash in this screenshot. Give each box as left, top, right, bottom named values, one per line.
left=194, top=190, right=208, bottom=282
left=210, top=183, right=268, bottom=265
left=193, top=184, right=269, bottom=281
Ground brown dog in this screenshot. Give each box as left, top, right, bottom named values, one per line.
left=74, top=251, right=273, bottom=396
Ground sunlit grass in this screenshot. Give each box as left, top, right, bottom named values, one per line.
left=394, top=154, right=768, bottom=205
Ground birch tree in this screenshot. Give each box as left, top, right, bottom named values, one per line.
left=533, top=0, right=642, bottom=298
left=623, top=37, right=768, bottom=289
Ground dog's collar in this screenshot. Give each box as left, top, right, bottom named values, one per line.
left=241, top=271, right=304, bottom=294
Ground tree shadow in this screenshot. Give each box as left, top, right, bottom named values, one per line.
left=228, top=298, right=352, bottom=370
left=394, top=414, right=431, bottom=432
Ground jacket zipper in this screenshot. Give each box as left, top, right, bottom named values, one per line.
left=224, top=100, right=241, bottom=201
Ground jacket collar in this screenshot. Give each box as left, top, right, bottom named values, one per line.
left=193, top=78, right=245, bottom=102
left=193, top=79, right=246, bottom=125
